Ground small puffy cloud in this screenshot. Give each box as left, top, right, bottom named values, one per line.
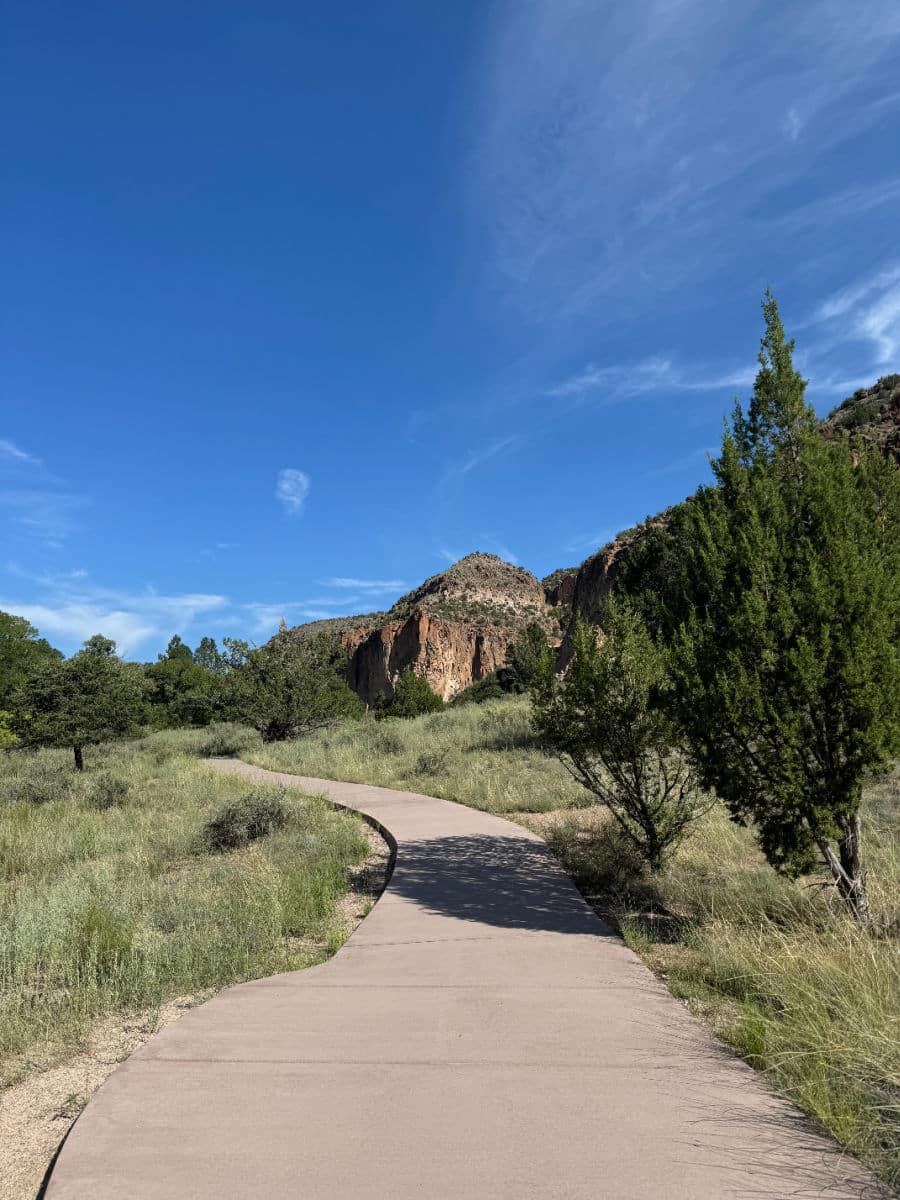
left=276, top=469, right=311, bottom=516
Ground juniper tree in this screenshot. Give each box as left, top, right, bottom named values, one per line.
left=230, top=634, right=362, bottom=740
left=13, top=635, right=147, bottom=768
left=376, top=668, right=444, bottom=719
left=504, top=622, right=551, bottom=692
left=667, top=292, right=900, bottom=925
left=532, top=605, right=709, bottom=871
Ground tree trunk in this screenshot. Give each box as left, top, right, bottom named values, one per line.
left=837, top=811, right=870, bottom=929
left=815, top=813, right=869, bottom=929
left=73, top=745, right=84, bottom=771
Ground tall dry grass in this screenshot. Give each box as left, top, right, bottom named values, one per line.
left=0, top=725, right=369, bottom=1087
left=249, top=700, right=586, bottom=813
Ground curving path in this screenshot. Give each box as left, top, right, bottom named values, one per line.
left=43, top=762, right=883, bottom=1199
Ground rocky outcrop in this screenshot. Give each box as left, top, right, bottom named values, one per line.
left=820, top=374, right=900, bottom=462
left=347, top=609, right=521, bottom=704
left=542, top=568, right=578, bottom=608
left=284, top=554, right=557, bottom=704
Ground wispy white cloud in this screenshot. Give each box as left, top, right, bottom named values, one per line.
left=772, top=177, right=900, bottom=234
left=782, top=106, right=804, bottom=142
left=0, top=489, right=89, bottom=545
left=815, top=264, right=900, bottom=364
left=548, top=357, right=755, bottom=403
left=321, top=577, right=407, bottom=592
left=0, top=439, right=84, bottom=544
left=470, top=0, right=900, bottom=321
left=0, top=439, right=41, bottom=466
left=437, top=435, right=521, bottom=495
left=276, top=468, right=311, bottom=516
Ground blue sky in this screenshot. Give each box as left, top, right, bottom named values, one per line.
left=3, top=0, right=899, bottom=659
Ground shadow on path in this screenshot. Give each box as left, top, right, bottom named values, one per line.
left=390, top=833, right=608, bottom=935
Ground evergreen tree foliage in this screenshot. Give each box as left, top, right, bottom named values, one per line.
left=504, top=622, right=552, bottom=692
left=376, top=669, right=444, bottom=719
left=666, top=292, right=900, bottom=924
left=0, top=611, right=62, bottom=712
left=450, top=672, right=507, bottom=706
left=145, top=634, right=225, bottom=727
left=532, top=606, right=708, bottom=871
left=221, top=637, right=251, bottom=670
left=230, top=634, right=362, bottom=741
left=13, top=635, right=147, bottom=768
left=193, top=636, right=227, bottom=673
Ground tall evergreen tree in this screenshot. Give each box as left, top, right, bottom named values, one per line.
left=668, top=292, right=900, bottom=924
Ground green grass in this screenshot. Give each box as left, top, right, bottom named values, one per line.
left=0, top=724, right=369, bottom=1087
left=251, top=697, right=899, bottom=1189
left=249, top=698, right=586, bottom=813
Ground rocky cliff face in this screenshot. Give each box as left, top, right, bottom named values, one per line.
left=285, top=553, right=556, bottom=704
left=347, top=609, right=520, bottom=704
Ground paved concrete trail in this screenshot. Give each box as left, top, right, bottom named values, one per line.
left=44, top=762, right=883, bottom=1200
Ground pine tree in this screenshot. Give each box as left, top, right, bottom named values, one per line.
left=668, top=292, right=900, bottom=925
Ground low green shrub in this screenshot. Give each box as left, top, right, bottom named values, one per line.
left=450, top=674, right=507, bottom=706
left=0, top=754, right=72, bottom=805
left=199, top=788, right=290, bottom=852
left=414, top=747, right=454, bottom=777
left=375, top=670, right=444, bottom=719
left=87, top=771, right=130, bottom=810
left=194, top=723, right=263, bottom=758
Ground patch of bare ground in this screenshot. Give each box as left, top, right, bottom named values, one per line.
left=1, top=821, right=391, bottom=1200
left=0, top=997, right=203, bottom=1200
left=335, top=820, right=392, bottom=936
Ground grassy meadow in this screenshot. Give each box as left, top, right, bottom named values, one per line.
left=0, top=724, right=370, bottom=1089
left=249, top=699, right=587, bottom=813
left=250, top=697, right=900, bottom=1189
